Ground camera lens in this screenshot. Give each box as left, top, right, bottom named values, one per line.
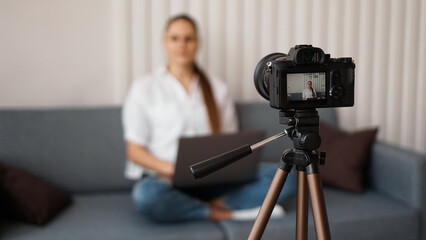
left=254, top=53, right=286, bottom=100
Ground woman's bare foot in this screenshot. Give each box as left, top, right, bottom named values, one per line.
left=208, top=198, right=228, bottom=210
left=209, top=206, right=232, bottom=221
left=208, top=198, right=232, bottom=221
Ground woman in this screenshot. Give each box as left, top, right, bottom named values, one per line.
left=122, top=14, right=295, bottom=222
left=302, top=81, right=317, bottom=100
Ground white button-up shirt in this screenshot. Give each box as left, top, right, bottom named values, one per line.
left=302, top=88, right=317, bottom=99
left=122, top=66, right=238, bottom=179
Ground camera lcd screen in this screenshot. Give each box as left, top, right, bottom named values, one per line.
left=287, top=72, right=326, bottom=102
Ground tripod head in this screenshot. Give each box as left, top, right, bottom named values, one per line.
left=278, top=109, right=326, bottom=173
left=280, top=109, right=321, bottom=151
left=190, top=109, right=324, bottom=179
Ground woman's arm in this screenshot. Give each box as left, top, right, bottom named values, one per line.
left=126, top=141, right=175, bottom=178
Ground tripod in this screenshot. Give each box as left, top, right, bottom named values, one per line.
left=249, top=109, right=330, bottom=240
left=191, top=109, right=331, bottom=240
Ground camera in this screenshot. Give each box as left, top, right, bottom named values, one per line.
left=254, top=45, right=355, bottom=110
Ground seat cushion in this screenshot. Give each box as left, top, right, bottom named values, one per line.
left=219, top=188, right=419, bottom=240
left=2, top=192, right=225, bottom=240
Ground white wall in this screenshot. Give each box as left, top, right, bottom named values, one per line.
left=0, top=0, right=130, bottom=107
left=0, top=0, right=425, bottom=154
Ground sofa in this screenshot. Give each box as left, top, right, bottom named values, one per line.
left=1, top=102, right=425, bottom=240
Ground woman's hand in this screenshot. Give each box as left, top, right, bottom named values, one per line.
left=157, top=161, right=176, bottom=179
left=126, top=142, right=175, bottom=179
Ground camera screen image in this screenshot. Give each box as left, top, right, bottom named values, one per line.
left=287, top=72, right=326, bottom=101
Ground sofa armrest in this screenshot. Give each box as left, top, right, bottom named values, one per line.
left=368, top=141, right=426, bottom=208
left=369, top=141, right=426, bottom=239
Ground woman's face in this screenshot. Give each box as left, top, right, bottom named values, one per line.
left=164, top=19, right=198, bottom=67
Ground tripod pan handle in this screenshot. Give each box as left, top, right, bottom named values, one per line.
left=190, top=144, right=252, bottom=179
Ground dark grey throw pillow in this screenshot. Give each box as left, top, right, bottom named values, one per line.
left=0, top=162, right=72, bottom=225
left=318, top=123, right=378, bottom=192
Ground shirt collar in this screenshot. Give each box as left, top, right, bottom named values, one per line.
left=157, top=65, right=201, bottom=98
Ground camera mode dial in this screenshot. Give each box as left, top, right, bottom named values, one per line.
left=330, top=86, right=344, bottom=99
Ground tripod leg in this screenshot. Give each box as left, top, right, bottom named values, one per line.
left=248, top=166, right=291, bottom=240
left=296, top=170, right=309, bottom=240
left=306, top=162, right=331, bottom=240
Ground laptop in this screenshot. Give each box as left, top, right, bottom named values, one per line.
left=172, top=130, right=265, bottom=189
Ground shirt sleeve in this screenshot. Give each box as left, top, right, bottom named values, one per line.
left=122, top=80, right=150, bottom=146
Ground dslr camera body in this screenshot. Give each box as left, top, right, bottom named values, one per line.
left=254, top=45, right=355, bottom=110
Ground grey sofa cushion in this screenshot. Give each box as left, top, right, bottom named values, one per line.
left=0, top=107, right=132, bottom=193
left=2, top=192, right=225, bottom=240
left=219, top=188, right=419, bottom=240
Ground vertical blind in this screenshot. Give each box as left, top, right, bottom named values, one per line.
left=127, top=0, right=425, bottom=154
